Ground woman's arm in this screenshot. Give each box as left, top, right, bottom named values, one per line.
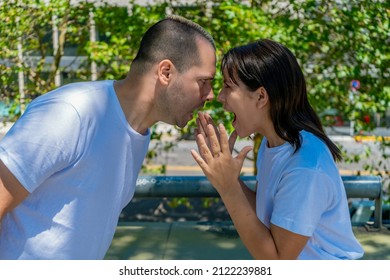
left=191, top=123, right=308, bottom=259
left=217, top=179, right=309, bottom=259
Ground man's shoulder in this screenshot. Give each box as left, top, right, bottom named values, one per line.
left=32, top=80, right=113, bottom=107
left=54, top=80, right=113, bottom=97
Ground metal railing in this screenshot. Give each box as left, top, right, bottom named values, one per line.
left=134, top=175, right=383, bottom=228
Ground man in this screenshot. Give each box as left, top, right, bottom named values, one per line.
left=0, top=15, right=216, bottom=259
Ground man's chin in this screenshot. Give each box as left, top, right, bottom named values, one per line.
left=176, top=114, right=194, bottom=128
left=176, top=121, right=187, bottom=129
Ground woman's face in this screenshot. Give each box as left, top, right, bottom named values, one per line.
left=217, top=69, right=264, bottom=138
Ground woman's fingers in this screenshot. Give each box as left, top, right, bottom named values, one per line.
left=190, top=149, right=209, bottom=174
left=195, top=133, right=214, bottom=162
left=218, top=123, right=230, bottom=154
left=237, top=146, right=253, bottom=165
left=198, top=112, right=220, bottom=141
left=197, top=112, right=210, bottom=135
left=196, top=118, right=207, bottom=139
left=199, top=111, right=215, bottom=126
left=207, top=124, right=221, bottom=157
left=196, top=115, right=241, bottom=160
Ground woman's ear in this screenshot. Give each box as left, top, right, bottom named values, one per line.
left=256, top=87, right=269, bottom=109
left=158, top=59, right=174, bottom=85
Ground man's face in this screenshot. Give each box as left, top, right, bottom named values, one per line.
left=165, top=38, right=216, bottom=128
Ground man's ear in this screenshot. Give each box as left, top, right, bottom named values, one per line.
left=158, top=59, right=174, bottom=86
left=256, top=87, right=269, bottom=109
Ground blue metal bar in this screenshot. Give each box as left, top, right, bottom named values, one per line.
left=134, top=175, right=383, bottom=228
left=135, top=176, right=255, bottom=197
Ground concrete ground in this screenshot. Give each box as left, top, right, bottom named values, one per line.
left=105, top=221, right=390, bottom=260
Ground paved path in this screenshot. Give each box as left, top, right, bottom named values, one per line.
left=105, top=222, right=390, bottom=260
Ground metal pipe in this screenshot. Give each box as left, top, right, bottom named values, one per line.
left=134, top=175, right=383, bottom=228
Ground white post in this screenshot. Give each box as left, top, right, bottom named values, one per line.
left=16, top=3, right=25, bottom=114
left=17, top=35, right=25, bottom=114
left=349, top=80, right=360, bottom=137
left=206, top=1, right=213, bottom=18
left=89, top=9, right=97, bottom=81
left=52, top=14, right=61, bottom=86
left=165, top=5, right=172, bottom=16
left=348, top=90, right=355, bottom=136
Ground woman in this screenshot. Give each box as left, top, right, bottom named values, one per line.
left=191, top=39, right=364, bottom=260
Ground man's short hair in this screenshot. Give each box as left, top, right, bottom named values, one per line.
left=132, top=15, right=215, bottom=74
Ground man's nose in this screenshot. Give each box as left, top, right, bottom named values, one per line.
left=205, top=87, right=214, bottom=101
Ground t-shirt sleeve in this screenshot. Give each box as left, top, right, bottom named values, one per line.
left=270, top=169, right=334, bottom=237
left=0, top=99, right=82, bottom=193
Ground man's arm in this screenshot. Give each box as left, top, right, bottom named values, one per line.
left=0, top=160, right=29, bottom=224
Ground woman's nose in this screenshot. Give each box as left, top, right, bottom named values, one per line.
left=217, top=89, right=225, bottom=103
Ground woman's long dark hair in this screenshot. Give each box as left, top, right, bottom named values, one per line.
left=221, top=39, right=342, bottom=161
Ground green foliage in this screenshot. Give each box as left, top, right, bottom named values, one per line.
left=0, top=0, right=93, bottom=107
left=1, top=0, right=389, bottom=200
left=2, top=0, right=388, bottom=126
left=270, top=0, right=389, bottom=130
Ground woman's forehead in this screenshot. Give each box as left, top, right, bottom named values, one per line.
left=222, top=67, right=239, bottom=84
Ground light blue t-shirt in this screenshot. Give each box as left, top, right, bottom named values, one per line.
left=256, top=130, right=364, bottom=259
left=0, top=80, right=150, bottom=259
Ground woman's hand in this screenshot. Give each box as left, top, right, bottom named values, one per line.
left=195, top=112, right=238, bottom=154
left=191, top=122, right=252, bottom=195
left=195, top=112, right=220, bottom=151
left=192, top=118, right=308, bottom=260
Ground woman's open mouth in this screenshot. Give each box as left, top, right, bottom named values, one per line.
left=224, top=106, right=237, bottom=126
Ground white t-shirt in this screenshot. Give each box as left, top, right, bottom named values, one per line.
left=0, top=80, right=150, bottom=259
left=256, top=130, right=364, bottom=259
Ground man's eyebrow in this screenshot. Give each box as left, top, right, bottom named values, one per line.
left=200, top=76, right=214, bottom=80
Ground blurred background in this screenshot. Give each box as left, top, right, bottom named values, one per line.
left=0, top=0, right=389, bottom=222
